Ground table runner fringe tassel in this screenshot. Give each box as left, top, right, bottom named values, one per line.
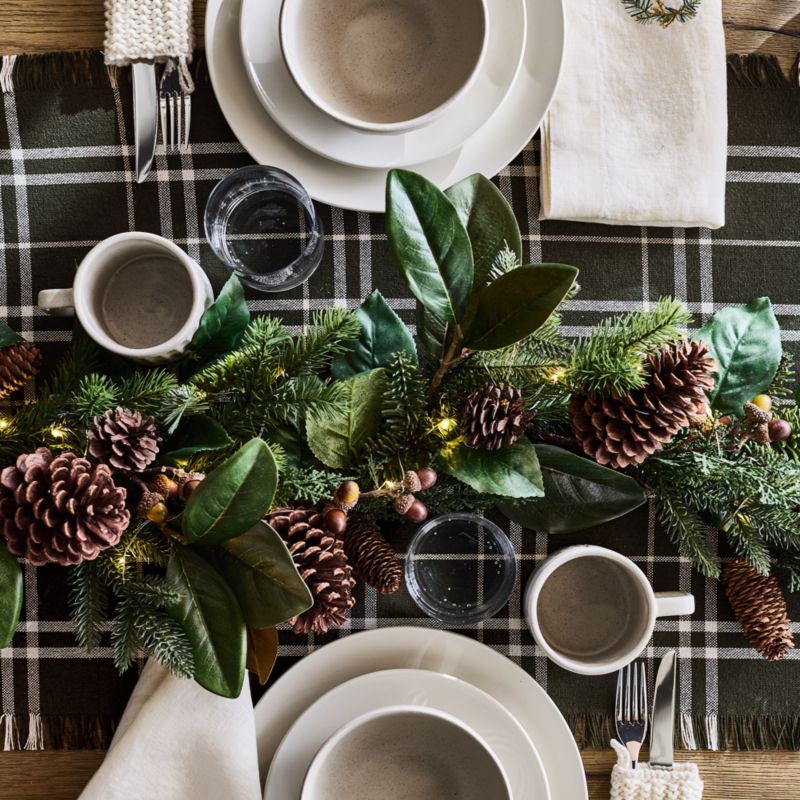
left=0, top=713, right=19, bottom=751
left=0, top=714, right=118, bottom=750
left=23, top=712, right=43, bottom=750
left=569, top=713, right=800, bottom=751
left=727, top=53, right=799, bottom=87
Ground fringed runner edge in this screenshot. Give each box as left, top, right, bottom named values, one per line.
left=0, top=49, right=797, bottom=93
left=0, top=714, right=119, bottom=751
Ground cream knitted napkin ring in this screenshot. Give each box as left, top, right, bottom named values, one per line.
left=610, top=740, right=704, bottom=800
left=104, top=0, right=195, bottom=91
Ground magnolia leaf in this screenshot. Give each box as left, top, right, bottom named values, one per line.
left=183, top=439, right=278, bottom=544
left=462, top=264, right=578, bottom=351
left=162, top=415, right=233, bottom=459
left=331, top=290, right=416, bottom=378
left=386, top=169, right=474, bottom=324
left=0, top=323, right=22, bottom=349
left=695, top=297, right=781, bottom=414
left=189, top=275, right=250, bottom=358
left=212, top=522, right=312, bottom=628
left=0, top=542, right=22, bottom=648
left=415, top=303, right=449, bottom=361
left=443, top=438, right=544, bottom=499
left=167, top=547, right=246, bottom=698
left=306, top=369, right=385, bottom=469
left=246, top=626, right=278, bottom=685
left=498, top=445, right=647, bottom=534
left=445, top=174, right=522, bottom=286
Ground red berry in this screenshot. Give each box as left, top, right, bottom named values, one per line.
left=768, top=419, right=792, bottom=442
left=180, top=479, right=202, bottom=501
left=416, top=467, right=438, bottom=491
left=404, top=500, right=428, bottom=523
left=324, top=508, right=348, bottom=535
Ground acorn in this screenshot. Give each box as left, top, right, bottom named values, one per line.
left=334, top=480, right=360, bottom=511
left=769, top=419, right=792, bottom=442
left=149, top=473, right=179, bottom=500
left=403, top=470, right=422, bottom=493
left=136, top=491, right=168, bottom=524
left=752, top=394, right=773, bottom=413
left=404, top=499, right=428, bottom=523
left=393, top=494, right=415, bottom=516
left=324, top=507, right=348, bottom=535
left=416, top=467, right=438, bottom=491
left=178, top=472, right=204, bottom=501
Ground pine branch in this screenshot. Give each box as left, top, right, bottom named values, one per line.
left=117, top=369, right=181, bottom=416
left=487, top=244, right=522, bottom=283
left=274, top=466, right=351, bottom=507
left=281, top=308, right=360, bottom=376
left=656, top=491, right=720, bottom=577
left=160, top=385, right=210, bottom=433
left=68, top=561, right=111, bottom=651
left=69, top=374, right=120, bottom=426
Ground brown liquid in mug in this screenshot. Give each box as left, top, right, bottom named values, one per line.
left=537, top=557, right=648, bottom=662
left=100, top=255, right=194, bottom=349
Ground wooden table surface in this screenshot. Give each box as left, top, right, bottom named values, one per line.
left=0, top=1, right=799, bottom=798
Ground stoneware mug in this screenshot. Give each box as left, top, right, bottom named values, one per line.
left=524, top=544, right=694, bottom=675
left=38, top=232, right=213, bottom=364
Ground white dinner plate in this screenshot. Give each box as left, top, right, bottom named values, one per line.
left=239, top=0, right=527, bottom=170
left=264, top=669, right=550, bottom=800
left=254, top=628, right=587, bottom=800
left=206, top=0, right=565, bottom=211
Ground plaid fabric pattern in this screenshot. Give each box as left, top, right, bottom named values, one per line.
left=0, top=55, right=799, bottom=751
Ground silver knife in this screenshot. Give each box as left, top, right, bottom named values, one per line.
left=132, top=63, right=158, bottom=183
left=649, top=650, right=677, bottom=767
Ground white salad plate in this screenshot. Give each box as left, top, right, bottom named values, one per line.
left=206, top=0, right=565, bottom=211
left=263, top=668, right=550, bottom=800
left=254, top=627, right=587, bottom=800
left=239, top=0, right=527, bottom=170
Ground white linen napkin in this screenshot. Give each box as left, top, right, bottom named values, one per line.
left=540, top=0, right=727, bottom=228
left=78, top=661, right=262, bottom=800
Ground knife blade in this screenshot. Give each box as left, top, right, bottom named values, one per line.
left=132, top=63, right=158, bottom=183
left=649, top=650, right=677, bottom=768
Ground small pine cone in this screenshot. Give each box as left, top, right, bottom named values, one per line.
left=463, top=383, right=526, bottom=450
left=87, top=407, right=160, bottom=472
left=403, top=470, right=422, bottom=492
left=0, top=341, right=42, bottom=399
left=266, top=507, right=356, bottom=635
left=344, top=516, right=403, bottom=595
left=0, top=448, right=129, bottom=566
left=722, top=560, right=794, bottom=661
left=570, top=339, right=716, bottom=469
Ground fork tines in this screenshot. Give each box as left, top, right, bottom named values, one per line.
left=159, top=60, right=191, bottom=153
left=615, top=661, right=648, bottom=768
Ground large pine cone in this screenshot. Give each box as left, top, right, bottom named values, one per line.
left=0, top=341, right=42, bottom=399
left=267, top=507, right=356, bottom=635
left=87, top=407, right=160, bottom=472
left=344, top=516, right=403, bottom=595
left=463, top=383, right=526, bottom=450
left=0, top=448, right=130, bottom=566
left=722, top=560, right=794, bottom=661
left=570, top=340, right=715, bottom=469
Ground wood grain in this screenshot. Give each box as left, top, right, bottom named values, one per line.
left=0, top=0, right=797, bottom=72
left=1, top=748, right=799, bottom=799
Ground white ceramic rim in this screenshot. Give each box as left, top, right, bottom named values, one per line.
left=240, top=0, right=526, bottom=170
left=278, top=0, right=490, bottom=134
left=206, top=0, right=566, bottom=212
left=301, top=704, right=511, bottom=800
left=254, top=628, right=586, bottom=800
left=524, top=544, right=658, bottom=676
left=73, top=232, right=208, bottom=359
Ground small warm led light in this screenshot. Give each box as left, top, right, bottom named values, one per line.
left=436, top=417, right=458, bottom=434
left=50, top=427, right=66, bottom=440
left=0, top=418, right=10, bottom=430
left=547, top=366, right=567, bottom=383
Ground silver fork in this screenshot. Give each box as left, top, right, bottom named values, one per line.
left=159, top=59, right=191, bottom=153
left=615, top=661, right=648, bottom=768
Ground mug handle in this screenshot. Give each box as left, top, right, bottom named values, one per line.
left=38, top=289, right=75, bottom=317
left=654, top=591, right=695, bottom=617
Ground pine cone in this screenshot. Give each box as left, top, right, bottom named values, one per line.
left=463, top=383, right=526, bottom=450
left=0, top=341, right=42, bottom=399
left=570, top=339, right=715, bottom=469
left=0, top=448, right=130, bottom=566
left=722, top=560, right=794, bottom=661
left=87, top=407, right=160, bottom=472
left=344, top=516, right=403, bottom=595
left=267, top=507, right=356, bottom=635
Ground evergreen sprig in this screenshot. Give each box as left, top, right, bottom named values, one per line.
left=274, top=466, right=351, bottom=507
left=68, top=561, right=111, bottom=651
left=621, top=0, right=701, bottom=27
left=568, top=298, right=691, bottom=397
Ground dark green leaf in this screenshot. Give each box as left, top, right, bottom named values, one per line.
left=306, top=369, right=385, bottom=469
left=498, top=444, right=647, bottom=533
left=445, top=174, right=522, bottom=286
left=462, top=264, right=578, bottom=351
left=167, top=547, right=246, bottom=698
left=442, top=438, right=544, bottom=499
left=0, top=542, right=22, bottom=648
left=415, top=303, right=449, bottom=361
left=162, top=415, right=233, bottom=459
left=246, top=625, right=278, bottom=685
left=331, top=290, right=416, bottom=378
left=386, top=169, right=474, bottom=324
left=0, top=323, right=22, bottom=349
left=183, top=439, right=278, bottom=544
left=189, top=275, right=250, bottom=358
left=695, top=297, right=782, bottom=414
left=211, top=522, right=312, bottom=628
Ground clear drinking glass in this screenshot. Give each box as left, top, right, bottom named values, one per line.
left=405, top=513, right=517, bottom=626
left=204, top=165, right=324, bottom=292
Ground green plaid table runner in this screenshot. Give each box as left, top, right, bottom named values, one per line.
left=0, top=52, right=798, bottom=751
